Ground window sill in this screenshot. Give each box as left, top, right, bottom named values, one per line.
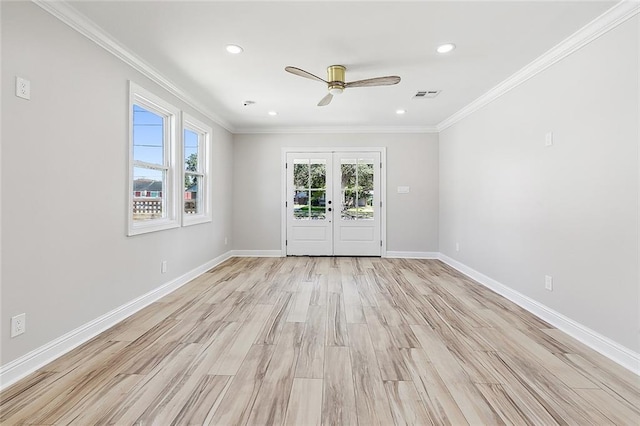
left=182, top=215, right=212, bottom=227
left=128, top=219, right=180, bottom=236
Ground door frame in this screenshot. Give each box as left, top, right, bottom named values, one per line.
left=281, top=147, right=387, bottom=256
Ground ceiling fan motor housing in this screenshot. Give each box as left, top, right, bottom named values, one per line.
left=327, top=65, right=346, bottom=94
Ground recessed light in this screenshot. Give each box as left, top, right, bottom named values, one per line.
left=396, top=109, right=406, bottom=115
left=226, top=44, right=243, bottom=54
left=436, top=43, right=456, bottom=54
left=268, top=111, right=278, bottom=116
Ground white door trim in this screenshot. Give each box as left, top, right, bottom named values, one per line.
left=281, top=147, right=387, bottom=256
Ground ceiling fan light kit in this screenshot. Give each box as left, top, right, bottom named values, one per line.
left=285, top=64, right=401, bottom=106
left=327, top=65, right=346, bottom=95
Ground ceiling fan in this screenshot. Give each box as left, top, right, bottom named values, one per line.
left=285, top=65, right=401, bottom=106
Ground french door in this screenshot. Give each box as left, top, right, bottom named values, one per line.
left=285, top=150, right=382, bottom=256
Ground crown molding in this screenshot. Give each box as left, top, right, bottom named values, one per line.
left=437, top=0, right=640, bottom=132
left=33, top=0, right=638, bottom=136
left=234, top=125, right=439, bottom=134
left=30, top=0, right=434, bottom=136
left=32, top=0, right=235, bottom=133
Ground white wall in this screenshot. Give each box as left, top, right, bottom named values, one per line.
left=439, top=16, right=639, bottom=352
left=232, top=133, right=439, bottom=254
left=1, top=2, right=234, bottom=365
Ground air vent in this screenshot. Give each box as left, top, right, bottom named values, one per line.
left=413, top=90, right=441, bottom=99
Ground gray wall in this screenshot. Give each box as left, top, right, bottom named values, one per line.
left=439, top=16, right=639, bottom=352
left=1, top=2, right=234, bottom=365
left=3, top=0, right=636, bottom=371
left=232, top=133, right=439, bottom=253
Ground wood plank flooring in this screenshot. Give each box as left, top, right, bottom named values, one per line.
left=1, top=257, right=638, bottom=425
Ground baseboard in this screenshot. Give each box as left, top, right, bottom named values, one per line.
left=230, top=249, right=284, bottom=257
left=438, top=253, right=640, bottom=376
left=0, top=250, right=233, bottom=391
left=385, top=251, right=439, bottom=259
left=3, top=250, right=637, bottom=390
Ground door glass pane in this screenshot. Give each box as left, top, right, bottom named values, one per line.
left=341, top=158, right=375, bottom=220
left=310, top=162, right=326, bottom=189
left=341, top=160, right=357, bottom=220
left=357, top=159, right=375, bottom=220
left=293, top=158, right=327, bottom=220
left=294, top=161, right=309, bottom=189
left=293, top=190, right=309, bottom=220
left=311, top=190, right=326, bottom=220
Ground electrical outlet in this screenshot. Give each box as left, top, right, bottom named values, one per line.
left=161, top=260, right=167, bottom=274
left=224, top=237, right=228, bottom=245
left=455, top=242, right=460, bottom=252
left=16, top=77, right=31, bottom=100
left=11, top=313, right=26, bottom=337
left=545, top=275, right=553, bottom=291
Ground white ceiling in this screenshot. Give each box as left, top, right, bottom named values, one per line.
left=68, top=0, right=616, bottom=132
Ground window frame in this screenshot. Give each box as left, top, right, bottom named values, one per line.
left=128, top=82, right=181, bottom=236
left=182, top=113, right=212, bottom=226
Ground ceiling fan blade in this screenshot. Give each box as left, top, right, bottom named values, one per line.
left=317, top=93, right=333, bottom=106
left=285, top=66, right=327, bottom=83
left=345, top=76, right=401, bottom=88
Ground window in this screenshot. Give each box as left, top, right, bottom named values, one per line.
left=182, top=114, right=212, bottom=225
left=128, top=82, right=180, bottom=235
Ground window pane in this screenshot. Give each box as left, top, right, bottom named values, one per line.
left=184, top=129, right=199, bottom=171
left=294, top=161, right=309, bottom=189
left=309, top=161, right=326, bottom=189
left=293, top=190, right=309, bottom=220
left=357, top=160, right=375, bottom=220
left=133, top=105, right=164, bottom=165
left=310, top=190, right=326, bottom=220
left=341, top=161, right=357, bottom=220
left=133, top=166, right=165, bottom=221
left=184, top=174, right=199, bottom=214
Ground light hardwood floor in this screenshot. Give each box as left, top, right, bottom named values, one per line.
left=1, top=257, right=638, bottom=425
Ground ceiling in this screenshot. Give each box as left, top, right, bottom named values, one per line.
left=67, top=0, right=617, bottom=132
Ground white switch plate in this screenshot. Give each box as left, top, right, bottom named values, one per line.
left=545, top=131, right=554, bottom=147
left=455, top=242, right=460, bottom=252
left=161, top=260, right=167, bottom=274
left=16, top=77, right=31, bottom=100
left=545, top=275, right=553, bottom=291
left=11, top=313, right=26, bottom=337
left=397, top=186, right=410, bottom=194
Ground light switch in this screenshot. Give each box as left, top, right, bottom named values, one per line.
left=545, top=275, right=553, bottom=291
left=545, top=131, right=554, bottom=147
left=397, top=186, right=410, bottom=194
